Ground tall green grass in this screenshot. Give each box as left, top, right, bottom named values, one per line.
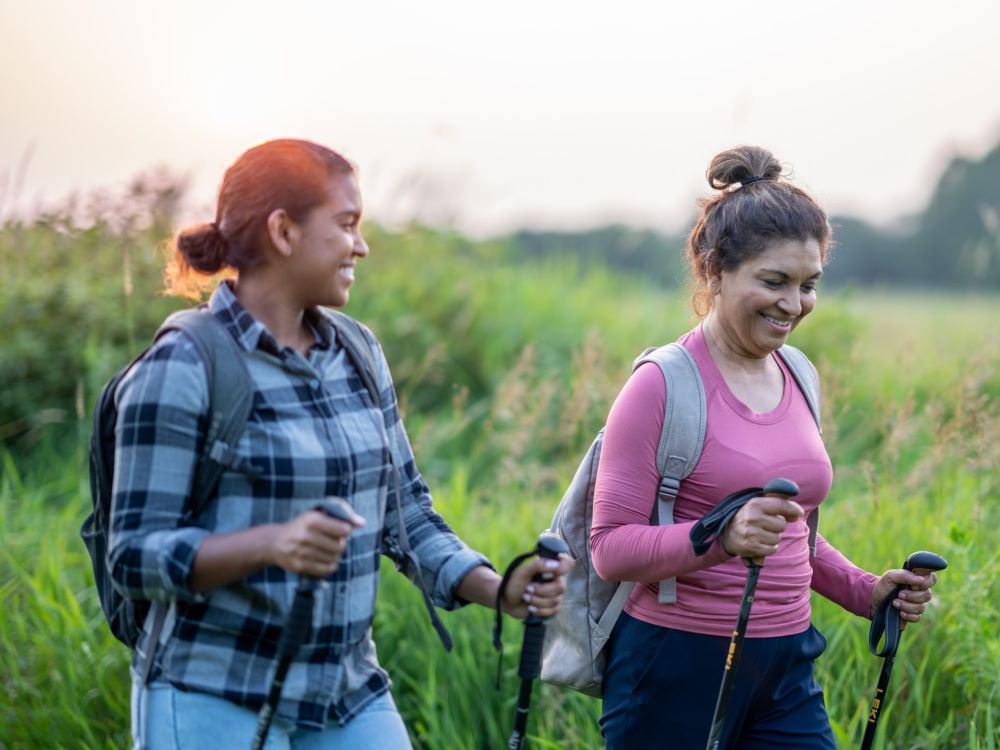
left=1, top=210, right=998, bottom=748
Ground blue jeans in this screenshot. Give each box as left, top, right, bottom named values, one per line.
left=601, top=614, right=837, bottom=750
left=131, top=681, right=412, bottom=750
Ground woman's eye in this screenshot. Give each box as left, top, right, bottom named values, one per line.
left=763, top=279, right=783, bottom=289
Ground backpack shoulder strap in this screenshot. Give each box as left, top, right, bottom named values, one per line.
left=776, top=343, right=822, bottom=558
left=631, top=342, right=707, bottom=603
left=319, top=308, right=381, bottom=406
left=634, top=343, right=708, bottom=490
left=776, top=344, right=821, bottom=433
left=158, top=308, right=255, bottom=514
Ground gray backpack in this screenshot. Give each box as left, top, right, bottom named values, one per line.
left=539, top=342, right=822, bottom=697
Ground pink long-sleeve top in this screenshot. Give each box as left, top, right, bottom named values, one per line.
left=590, top=325, right=878, bottom=638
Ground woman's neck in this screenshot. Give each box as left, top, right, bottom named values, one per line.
left=233, top=276, right=314, bottom=355
left=701, top=315, right=771, bottom=377
left=701, top=316, right=784, bottom=414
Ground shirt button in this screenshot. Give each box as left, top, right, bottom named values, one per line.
left=338, top=584, right=347, bottom=595
left=310, top=379, right=321, bottom=390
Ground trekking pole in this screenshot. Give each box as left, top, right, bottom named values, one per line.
left=250, top=498, right=355, bottom=750
left=860, top=550, right=947, bottom=750
left=495, top=532, right=569, bottom=750
left=689, top=477, right=800, bottom=750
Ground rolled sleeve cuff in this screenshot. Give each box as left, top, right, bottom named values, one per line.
left=152, top=526, right=211, bottom=602
left=435, top=548, right=494, bottom=611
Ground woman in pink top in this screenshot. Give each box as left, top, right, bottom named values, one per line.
left=591, top=146, right=940, bottom=749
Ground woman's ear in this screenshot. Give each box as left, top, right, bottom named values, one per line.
left=700, top=249, right=722, bottom=297
left=266, top=209, right=298, bottom=258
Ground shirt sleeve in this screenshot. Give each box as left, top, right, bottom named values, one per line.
left=810, top=533, right=879, bottom=618
left=107, top=331, right=211, bottom=603
left=590, top=363, right=731, bottom=583
left=363, top=326, right=492, bottom=610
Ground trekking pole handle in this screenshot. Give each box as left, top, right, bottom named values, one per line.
left=870, top=550, right=948, bottom=661
left=533, top=533, right=569, bottom=583
left=747, top=478, right=800, bottom=567
left=761, top=477, right=799, bottom=498
left=860, top=550, right=947, bottom=750
left=903, top=550, right=948, bottom=576
left=890, top=550, right=948, bottom=634
left=276, top=498, right=355, bottom=653
left=884, top=551, right=948, bottom=623
left=516, top=534, right=569, bottom=678
left=298, top=498, right=355, bottom=594
left=251, top=498, right=357, bottom=750
left=528, top=532, right=570, bottom=613
left=315, top=497, right=355, bottom=523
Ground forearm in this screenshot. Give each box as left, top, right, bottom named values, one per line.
left=810, top=534, right=879, bottom=617
left=453, top=564, right=502, bottom=609
left=189, top=524, right=279, bottom=593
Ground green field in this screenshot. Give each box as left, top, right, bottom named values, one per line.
left=1, top=214, right=998, bottom=749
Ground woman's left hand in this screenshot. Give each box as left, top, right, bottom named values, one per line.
left=870, top=568, right=938, bottom=624
left=501, top=555, right=574, bottom=620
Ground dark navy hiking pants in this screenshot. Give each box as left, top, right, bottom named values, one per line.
left=600, top=613, right=837, bottom=750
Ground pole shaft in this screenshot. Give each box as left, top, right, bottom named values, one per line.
left=508, top=678, right=535, bottom=750
left=251, top=585, right=315, bottom=750
left=705, top=563, right=760, bottom=750
left=860, top=655, right=895, bottom=750
left=505, top=536, right=566, bottom=750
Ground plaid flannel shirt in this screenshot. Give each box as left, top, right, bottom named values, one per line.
left=108, top=282, right=489, bottom=730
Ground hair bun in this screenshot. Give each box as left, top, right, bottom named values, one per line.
left=706, top=145, right=783, bottom=190
left=175, top=222, right=229, bottom=275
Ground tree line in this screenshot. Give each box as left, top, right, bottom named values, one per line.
left=503, top=139, right=1000, bottom=290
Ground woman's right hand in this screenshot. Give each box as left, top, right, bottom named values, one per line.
left=269, top=504, right=366, bottom=578
left=720, top=495, right=804, bottom=563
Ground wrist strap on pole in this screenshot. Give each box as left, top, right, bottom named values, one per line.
left=493, top=549, right=536, bottom=689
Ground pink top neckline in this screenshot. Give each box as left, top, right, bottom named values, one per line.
left=694, top=324, right=793, bottom=425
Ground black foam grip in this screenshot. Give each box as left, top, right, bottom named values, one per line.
left=870, top=550, right=946, bottom=657
left=535, top=533, right=568, bottom=561
left=517, top=620, right=545, bottom=680
left=904, top=551, right=947, bottom=572
left=315, top=498, right=353, bottom=523
left=762, top=477, right=800, bottom=497
left=531, top=534, right=565, bottom=584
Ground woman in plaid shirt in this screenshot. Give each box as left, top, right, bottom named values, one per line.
left=109, top=139, right=572, bottom=749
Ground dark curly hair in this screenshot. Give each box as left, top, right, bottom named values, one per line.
left=685, top=145, right=833, bottom=315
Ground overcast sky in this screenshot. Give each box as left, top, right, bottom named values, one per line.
left=2, top=0, right=999, bottom=236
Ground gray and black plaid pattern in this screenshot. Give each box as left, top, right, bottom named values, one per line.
left=108, top=282, right=489, bottom=730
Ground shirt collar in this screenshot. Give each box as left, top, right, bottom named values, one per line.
left=208, top=281, right=334, bottom=354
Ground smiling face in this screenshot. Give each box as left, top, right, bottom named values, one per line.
left=286, top=173, right=368, bottom=308
left=706, top=237, right=823, bottom=358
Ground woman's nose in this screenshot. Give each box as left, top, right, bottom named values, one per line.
left=777, top=291, right=802, bottom=316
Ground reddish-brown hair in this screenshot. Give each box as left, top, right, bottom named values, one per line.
left=685, top=145, right=833, bottom=315
left=166, top=139, right=355, bottom=299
